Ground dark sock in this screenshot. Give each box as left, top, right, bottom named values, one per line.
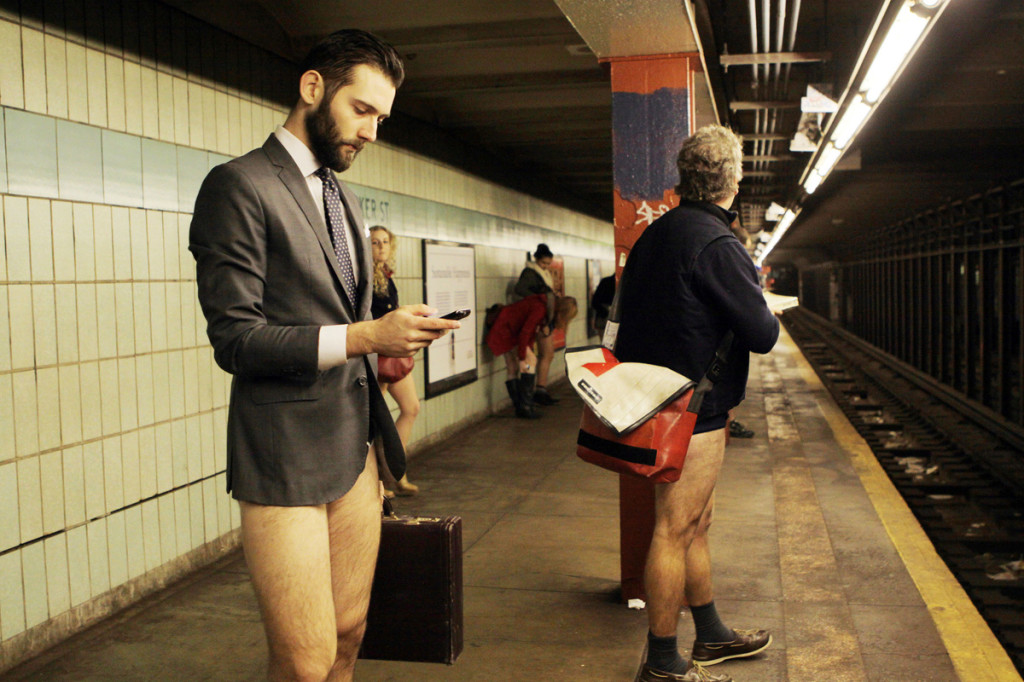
left=691, top=601, right=735, bottom=643
left=646, top=631, right=688, bottom=674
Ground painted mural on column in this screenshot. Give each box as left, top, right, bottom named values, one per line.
left=610, top=57, right=693, bottom=275
left=606, top=54, right=695, bottom=602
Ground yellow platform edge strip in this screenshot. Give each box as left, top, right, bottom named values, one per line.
left=787, top=331, right=1022, bottom=682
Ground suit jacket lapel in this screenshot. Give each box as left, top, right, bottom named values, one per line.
left=262, top=135, right=359, bottom=319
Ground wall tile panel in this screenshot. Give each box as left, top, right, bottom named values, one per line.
left=43, top=535, right=70, bottom=617
left=6, top=110, right=58, bottom=198
left=44, top=34, right=68, bottom=118
left=101, top=130, right=143, bottom=207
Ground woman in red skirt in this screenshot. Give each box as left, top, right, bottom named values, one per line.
left=487, top=294, right=577, bottom=418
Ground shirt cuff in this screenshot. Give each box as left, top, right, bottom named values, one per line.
left=318, top=325, right=349, bottom=369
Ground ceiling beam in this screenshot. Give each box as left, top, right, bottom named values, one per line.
left=441, top=105, right=609, bottom=128
left=377, top=17, right=582, bottom=53
left=730, top=101, right=801, bottom=110
left=496, top=131, right=611, bottom=146
left=743, top=154, right=796, bottom=162
left=400, top=69, right=609, bottom=97
left=720, top=51, right=831, bottom=68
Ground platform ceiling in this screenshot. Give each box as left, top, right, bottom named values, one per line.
left=164, top=0, right=1024, bottom=266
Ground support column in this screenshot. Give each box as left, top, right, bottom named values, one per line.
left=607, top=53, right=696, bottom=602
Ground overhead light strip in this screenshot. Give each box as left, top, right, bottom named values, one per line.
left=758, top=0, right=951, bottom=263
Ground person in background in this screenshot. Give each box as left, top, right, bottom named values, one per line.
left=614, top=125, right=779, bottom=682
left=487, top=294, right=577, bottom=419
left=189, top=29, right=459, bottom=681
left=590, top=273, right=616, bottom=339
left=514, top=243, right=560, bottom=405
left=370, top=226, right=420, bottom=497
left=727, top=223, right=756, bottom=439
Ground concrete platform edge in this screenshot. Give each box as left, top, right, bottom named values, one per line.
left=787, top=328, right=1021, bottom=682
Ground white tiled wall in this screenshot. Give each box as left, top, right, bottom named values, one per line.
left=0, top=0, right=613, bottom=665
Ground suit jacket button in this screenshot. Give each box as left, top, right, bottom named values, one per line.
left=357, top=376, right=368, bottom=387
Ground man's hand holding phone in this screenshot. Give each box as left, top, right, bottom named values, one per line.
left=348, top=304, right=461, bottom=358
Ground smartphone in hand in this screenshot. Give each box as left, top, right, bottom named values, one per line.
left=438, top=308, right=471, bottom=320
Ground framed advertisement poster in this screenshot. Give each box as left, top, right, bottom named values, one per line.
left=422, top=240, right=478, bottom=398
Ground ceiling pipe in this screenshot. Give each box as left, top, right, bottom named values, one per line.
left=783, top=0, right=803, bottom=88
left=748, top=0, right=760, bottom=89
left=773, top=0, right=787, bottom=97
left=760, top=0, right=771, bottom=175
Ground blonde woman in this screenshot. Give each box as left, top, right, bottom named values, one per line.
left=370, top=226, right=419, bottom=496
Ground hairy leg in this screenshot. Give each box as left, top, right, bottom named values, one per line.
left=326, top=451, right=383, bottom=681
left=684, top=490, right=717, bottom=607
left=386, top=373, right=420, bottom=447
left=240, top=501, right=335, bottom=682
left=645, top=429, right=727, bottom=636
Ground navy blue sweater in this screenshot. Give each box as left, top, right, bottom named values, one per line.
left=615, top=200, right=779, bottom=419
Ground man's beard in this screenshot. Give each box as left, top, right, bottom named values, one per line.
left=305, top=99, right=363, bottom=172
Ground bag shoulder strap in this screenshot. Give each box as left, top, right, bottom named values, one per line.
left=686, top=330, right=734, bottom=415
left=606, top=251, right=735, bottom=415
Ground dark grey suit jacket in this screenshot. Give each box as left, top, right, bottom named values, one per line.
left=190, top=134, right=404, bottom=506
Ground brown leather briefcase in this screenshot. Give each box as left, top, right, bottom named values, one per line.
left=359, top=502, right=464, bottom=664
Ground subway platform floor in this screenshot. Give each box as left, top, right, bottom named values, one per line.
left=4, top=327, right=1017, bottom=681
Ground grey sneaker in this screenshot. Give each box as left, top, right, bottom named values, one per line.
left=634, top=661, right=733, bottom=682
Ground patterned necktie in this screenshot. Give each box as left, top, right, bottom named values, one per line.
left=314, top=167, right=358, bottom=307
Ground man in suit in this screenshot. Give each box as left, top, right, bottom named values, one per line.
left=189, top=29, right=460, bottom=681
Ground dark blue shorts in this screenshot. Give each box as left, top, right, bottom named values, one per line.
left=693, top=412, right=729, bottom=435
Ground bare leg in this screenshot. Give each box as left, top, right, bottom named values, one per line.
left=520, top=347, right=537, bottom=375
left=645, top=429, right=726, bottom=637
left=385, top=373, right=420, bottom=448
left=239, top=452, right=381, bottom=682
left=683, top=492, right=717, bottom=608
left=326, top=452, right=382, bottom=681
left=536, top=333, right=554, bottom=387
left=241, top=501, right=335, bottom=682
left=503, top=350, right=520, bottom=380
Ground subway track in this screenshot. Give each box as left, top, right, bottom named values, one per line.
left=782, top=309, right=1024, bottom=674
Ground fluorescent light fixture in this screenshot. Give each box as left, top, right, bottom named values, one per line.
left=756, top=211, right=797, bottom=267
left=860, top=3, right=929, bottom=103
left=803, top=171, right=824, bottom=194
left=831, top=96, right=872, bottom=149
left=814, top=143, right=843, bottom=177
left=765, top=201, right=786, bottom=221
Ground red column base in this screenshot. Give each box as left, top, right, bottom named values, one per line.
left=619, top=474, right=655, bottom=602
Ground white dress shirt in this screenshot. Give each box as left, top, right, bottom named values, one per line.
left=273, top=125, right=360, bottom=367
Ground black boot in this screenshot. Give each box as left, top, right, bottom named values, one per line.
left=532, top=385, right=559, bottom=406
left=505, top=379, right=518, bottom=404
left=517, top=373, right=541, bottom=419
left=505, top=379, right=539, bottom=419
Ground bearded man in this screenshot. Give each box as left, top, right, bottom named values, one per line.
left=189, top=29, right=460, bottom=681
